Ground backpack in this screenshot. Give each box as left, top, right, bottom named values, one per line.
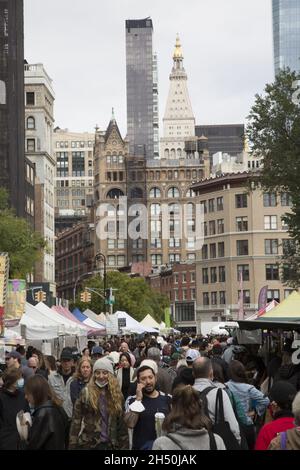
left=280, top=431, right=287, bottom=450
left=165, top=431, right=217, bottom=450
left=199, top=387, right=241, bottom=450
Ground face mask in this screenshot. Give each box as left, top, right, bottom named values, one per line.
left=17, top=378, right=24, bottom=389
left=95, top=380, right=108, bottom=388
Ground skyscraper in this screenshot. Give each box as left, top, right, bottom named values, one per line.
left=0, top=0, right=26, bottom=217
left=273, top=0, right=300, bottom=75
left=126, top=17, right=158, bottom=159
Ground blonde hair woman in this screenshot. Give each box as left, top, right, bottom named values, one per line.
left=70, top=357, right=92, bottom=406
left=69, top=357, right=128, bottom=450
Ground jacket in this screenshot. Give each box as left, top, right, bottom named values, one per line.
left=268, top=427, right=300, bottom=450
left=26, top=401, right=69, bottom=450
left=48, top=371, right=73, bottom=418
left=69, top=387, right=129, bottom=450
left=274, top=364, right=300, bottom=390
left=152, top=427, right=225, bottom=450
left=70, top=378, right=88, bottom=406
left=0, top=389, right=28, bottom=450
left=255, top=413, right=295, bottom=450
left=226, top=380, right=270, bottom=426
left=193, top=378, right=241, bottom=443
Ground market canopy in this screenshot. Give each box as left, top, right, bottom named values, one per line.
left=115, top=311, right=158, bottom=334
left=140, top=314, right=160, bottom=329
left=257, top=291, right=300, bottom=321
left=71, top=308, right=106, bottom=336
left=83, top=309, right=107, bottom=325
left=12, top=302, right=60, bottom=340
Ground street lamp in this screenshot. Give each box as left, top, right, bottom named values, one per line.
left=94, top=252, right=107, bottom=313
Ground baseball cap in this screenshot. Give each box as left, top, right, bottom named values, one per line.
left=91, top=346, right=104, bottom=356
left=186, top=349, right=200, bottom=363
left=7, top=351, right=22, bottom=361
left=60, top=350, right=73, bottom=361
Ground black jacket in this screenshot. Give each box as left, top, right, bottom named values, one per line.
left=70, top=378, right=87, bottom=405
left=27, top=401, right=69, bottom=450
left=0, top=389, right=28, bottom=450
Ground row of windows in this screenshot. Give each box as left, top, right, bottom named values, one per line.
left=174, top=272, right=196, bottom=284
left=200, top=192, right=292, bottom=213
left=203, top=215, right=287, bottom=234
left=56, top=180, right=93, bottom=188
left=150, top=253, right=196, bottom=265
left=202, top=239, right=290, bottom=258
left=202, top=289, right=292, bottom=306
left=174, top=288, right=196, bottom=301
left=202, top=264, right=280, bottom=284
left=56, top=140, right=94, bottom=148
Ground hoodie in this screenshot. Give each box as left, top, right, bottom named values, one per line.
left=152, top=427, right=226, bottom=450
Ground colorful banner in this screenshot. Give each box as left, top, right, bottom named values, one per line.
left=258, top=285, right=268, bottom=311
left=5, top=279, right=26, bottom=328
left=0, top=253, right=9, bottom=336
left=238, top=270, right=244, bottom=320
left=164, top=307, right=171, bottom=328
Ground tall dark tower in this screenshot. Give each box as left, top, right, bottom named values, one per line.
left=273, top=0, right=300, bottom=75
left=0, top=0, right=26, bottom=217
left=126, top=18, right=159, bottom=159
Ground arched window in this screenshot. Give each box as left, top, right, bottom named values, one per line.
left=106, top=188, right=124, bottom=199
left=186, top=189, right=196, bottom=198
left=168, top=203, right=180, bottom=215
left=150, top=203, right=161, bottom=216
left=27, top=116, right=35, bottom=129
left=186, top=202, right=195, bottom=216
left=130, top=187, right=143, bottom=199
left=170, top=148, right=176, bottom=158
left=149, top=187, right=161, bottom=198
left=177, top=148, right=182, bottom=157
left=164, top=149, right=169, bottom=158
left=168, top=187, right=180, bottom=198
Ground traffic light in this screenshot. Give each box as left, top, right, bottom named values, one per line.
left=80, top=292, right=85, bottom=302
left=34, top=290, right=46, bottom=302
left=80, top=290, right=91, bottom=302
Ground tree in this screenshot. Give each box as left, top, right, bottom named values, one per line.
left=247, top=69, right=300, bottom=286
left=0, top=189, right=46, bottom=278
left=73, top=270, right=169, bottom=323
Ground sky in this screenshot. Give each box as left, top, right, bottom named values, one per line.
left=24, top=0, right=274, bottom=137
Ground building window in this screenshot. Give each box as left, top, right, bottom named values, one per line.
left=108, top=256, right=115, bottom=266
left=169, top=237, right=180, bottom=248
left=150, top=238, right=161, bottom=248
left=238, top=290, right=251, bottom=304
left=191, top=272, right=196, bottom=282
left=208, top=199, right=215, bottom=213
left=72, top=151, right=85, bottom=176
left=267, top=289, right=280, bottom=302
left=174, top=289, right=179, bottom=301
left=150, top=203, right=161, bottom=216
left=219, top=291, right=226, bottom=305
left=27, top=139, right=35, bottom=152
left=117, top=256, right=125, bottom=266
left=265, top=239, right=278, bottom=255
left=217, top=197, right=224, bottom=211
left=219, top=266, right=226, bottom=282
left=237, top=264, right=250, bottom=281
left=236, top=216, right=248, bottom=232
left=132, top=238, right=143, bottom=249
left=202, top=244, right=208, bottom=260
left=182, top=289, right=188, bottom=300
left=200, top=201, right=207, bottom=214
left=191, top=288, right=196, bottom=300
left=237, top=240, right=248, bottom=256
left=26, top=116, right=35, bottom=129
left=281, top=193, right=292, bottom=207
left=217, top=219, right=224, bottom=234
left=263, top=192, right=277, bottom=207
left=203, top=292, right=209, bottom=306
left=169, top=253, right=180, bottom=264
left=151, top=254, right=162, bottom=265
left=209, top=220, right=216, bottom=235
left=203, top=221, right=208, bottom=237
left=210, top=267, right=217, bottom=283
left=218, top=242, right=225, bottom=258
left=26, top=92, right=35, bottom=105
left=168, top=187, right=180, bottom=198
left=202, top=268, right=209, bottom=284
left=174, top=274, right=179, bottom=284
left=266, top=264, right=279, bottom=280
left=107, top=239, right=115, bottom=250
left=149, top=187, right=161, bottom=198
left=235, top=194, right=247, bottom=208
left=264, top=215, right=277, bottom=230
left=210, top=243, right=216, bottom=258
left=211, top=292, right=217, bottom=305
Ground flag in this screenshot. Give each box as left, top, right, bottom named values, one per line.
left=238, top=270, right=244, bottom=320
left=164, top=307, right=171, bottom=328
left=258, top=285, right=268, bottom=311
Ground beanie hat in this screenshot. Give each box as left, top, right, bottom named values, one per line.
left=93, top=356, right=114, bottom=375
left=269, top=381, right=297, bottom=407
left=138, top=359, right=158, bottom=376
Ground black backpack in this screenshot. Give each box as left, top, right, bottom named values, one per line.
left=198, top=386, right=241, bottom=450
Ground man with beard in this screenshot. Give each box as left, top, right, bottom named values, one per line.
left=124, top=359, right=172, bottom=450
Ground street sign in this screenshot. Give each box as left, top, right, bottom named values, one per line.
left=106, top=313, right=119, bottom=335
left=118, top=318, right=126, bottom=328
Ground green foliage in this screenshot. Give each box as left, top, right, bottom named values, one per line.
left=73, top=270, right=169, bottom=322
left=247, top=69, right=300, bottom=286
left=0, top=189, right=46, bottom=277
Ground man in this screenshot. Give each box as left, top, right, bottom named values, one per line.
left=119, top=341, right=135, bottom=366
left=147, top=347, right=173, bottom=394
left=185, top=348, right=201, bottom=368
left=193, top=357, right=241, bottom=443
left=27, top=356, right=38, bottom=373
left=5, top=351, right=34, bottom=384
left=91, top=346, right=104, bottom=362
left=48, top=349, right=75, bottom=418
left=124, top=359, right=171, bottom=450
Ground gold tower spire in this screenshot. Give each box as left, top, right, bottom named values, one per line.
left=173, top=34, right=183, bottom=60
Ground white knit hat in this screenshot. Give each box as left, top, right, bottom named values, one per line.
left=138, top=359, right=158, bottom=375
left=93, top=356, right=114, bottom=374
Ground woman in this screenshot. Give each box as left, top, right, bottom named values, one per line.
left=152, top=385, right=225, bottom=450
left=226, top=360, right=270, bottom=450
left=268, top=391, right=300, bottom=450
left=0, top=368, right=28, bottom=450
left=82, top=347, right=90, bottom=359
left=23, top=374, right=69, bottom=450
left=116, top=352, right=136, bottom=400
left=70, top=357, right=92, bottom=405
left=44, top=355, right=57, bottom=377
left=69, top=356, right=129, bottom=450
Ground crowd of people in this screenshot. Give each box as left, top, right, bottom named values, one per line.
left=0, top=331, right=300, bottom=451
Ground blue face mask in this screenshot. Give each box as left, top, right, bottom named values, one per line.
left=16, top=378, right=24, bottom=389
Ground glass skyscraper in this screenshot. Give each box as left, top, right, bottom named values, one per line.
left=126, top=18, right=159, bottom=158
left=273, top=0, right=300, bottom=75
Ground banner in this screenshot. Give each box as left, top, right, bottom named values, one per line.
left=258, top=285, right=268, bottom=311
left=237, top=270, right=244, bottom=320
left=5, top=279, right=26, bottom=327
left=164, top=307, right=171, bottom=328
left=0, top=253, right=9, bottom=336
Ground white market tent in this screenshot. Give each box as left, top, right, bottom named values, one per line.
left=115, top=311, right=158, bottom=334
left=36, top=302, right=87, bottom=337
left=12, top=302, right=60, bottom=340
left=84, top=309, right=107, bottom=325
left=140, top=314, right=160, bottom=329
